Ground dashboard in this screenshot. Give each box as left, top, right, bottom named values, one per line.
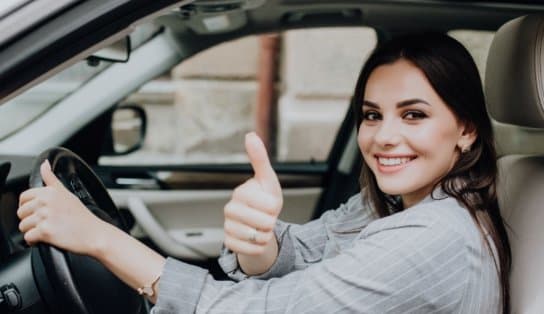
left=0, top=156, right=37, bottom=263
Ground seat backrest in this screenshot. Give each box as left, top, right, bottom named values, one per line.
left=485, top=15, right=544, bottom=313
left=497, top=156, right=544, bottom=312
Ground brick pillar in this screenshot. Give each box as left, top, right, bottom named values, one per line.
left=256, top=34, right=280, bottom=155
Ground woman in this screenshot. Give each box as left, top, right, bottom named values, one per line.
left=17, top=32, right=511, bottom=313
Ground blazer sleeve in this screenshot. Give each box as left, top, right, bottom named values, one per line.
left=217, top=192, right=378, bottom=281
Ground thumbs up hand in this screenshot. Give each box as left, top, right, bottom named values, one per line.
left=223, top=133, right=283, bottom=260
left=17, top=160, right=108, bottom=256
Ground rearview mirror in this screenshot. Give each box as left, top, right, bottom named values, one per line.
left=88, top=37, right=131, bottom=64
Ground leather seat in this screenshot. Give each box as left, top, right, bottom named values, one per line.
left=485, top=15, right=544, bottom=313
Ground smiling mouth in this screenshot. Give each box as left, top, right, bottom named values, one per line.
left=374, top=155, right=417, bottom=173
left=377, top=156, right=417, bottom=166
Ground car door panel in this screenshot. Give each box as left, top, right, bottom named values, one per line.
left=109, top=187, right=321, bottom=260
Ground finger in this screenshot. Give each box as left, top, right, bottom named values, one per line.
left=23, top=228, right=38, bottom=246
left=232, top=180, right=281, bottom=215
left=17, top=198, right=42, bottom=220
left=23, top=226, right=47, bottom=246
left=19, top=187, right=45, bottom=206
left=224, top=219, right=272, bottom=245
left=224, top=235, right=266, bottom=256
left=245, top=132, right=281, bottom=195
left=40, top=160, right=63, bottom=188
left=224, top=201, right=276, bottom=232
left=19, top=212, right=45, bottom=233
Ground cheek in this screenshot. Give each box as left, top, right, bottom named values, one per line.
left=357, top=127, right=372, bottom=152
left=357, top=127, right=375, bottom=164
left=407, top=122, right=459, bottom=159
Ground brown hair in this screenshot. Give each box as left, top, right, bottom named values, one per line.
left=352, top=32, right=511, bottom=313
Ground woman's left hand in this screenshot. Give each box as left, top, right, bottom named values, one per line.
left=17, top=160, right=108, bottom=256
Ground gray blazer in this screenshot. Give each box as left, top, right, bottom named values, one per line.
left=151, top=191, right=500, bottom=313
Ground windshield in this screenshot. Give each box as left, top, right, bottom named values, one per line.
left=0, top=60, right=111, bottom=141
left=0, top=22, right=160, bottom=141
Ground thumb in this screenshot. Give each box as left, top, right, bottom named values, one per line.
left=245, top=132, right=281, bottom=196
left=40, top=160, right=62, bottom=188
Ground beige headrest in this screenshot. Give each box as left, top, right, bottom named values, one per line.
left=485, top=15, right=544, bottom=128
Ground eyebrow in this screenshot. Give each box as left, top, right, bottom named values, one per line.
left=362, top=99, right=431, bottom=108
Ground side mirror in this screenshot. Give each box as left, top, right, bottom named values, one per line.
left=87, top=37, right=131, bottom=64
left=102, top=104, right=147, bottom=156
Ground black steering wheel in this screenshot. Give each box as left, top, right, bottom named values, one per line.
left=28, top=147, right=142, bottom=314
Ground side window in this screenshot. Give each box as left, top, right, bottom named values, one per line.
left=99, top=27, right=377, bottom=166
left=448, top=30, right=495, bottom=81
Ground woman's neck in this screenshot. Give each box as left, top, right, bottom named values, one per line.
left=401, top=186, right=435, bottom=209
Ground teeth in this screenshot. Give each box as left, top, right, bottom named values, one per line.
left=378, top=157, right=413, bottom=166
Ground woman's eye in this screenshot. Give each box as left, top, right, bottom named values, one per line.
left=403, top=111, right=427, bottom=120
left=363, top=111, right=381, bottom=121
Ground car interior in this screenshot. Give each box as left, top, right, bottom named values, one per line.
left=1, top=0, right=544, bottom=313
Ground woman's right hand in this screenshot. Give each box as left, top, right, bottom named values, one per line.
left=223, top=132, right=283, bottom=274
left=17, top=160, right=110, bottom=257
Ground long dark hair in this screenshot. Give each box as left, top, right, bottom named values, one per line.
left=352, top=32, right=511, bottom=313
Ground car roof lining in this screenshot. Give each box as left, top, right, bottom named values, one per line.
left=163, top=0, right=544, bottom=42
left=173, top=0, right=544, bottom=34
left=156, top=0, right=544, bottom=64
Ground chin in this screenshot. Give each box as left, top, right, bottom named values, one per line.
left=375, top=173, right=428, bottom=194
left=375, top=180, right=412, bottom=196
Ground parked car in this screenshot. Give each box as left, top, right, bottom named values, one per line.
left=1, top=0, right=544, bottom=313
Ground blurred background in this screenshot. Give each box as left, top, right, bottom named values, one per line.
left=103, top=27, right=493, bottom=166
left=10, top=26, right=494, bottom=167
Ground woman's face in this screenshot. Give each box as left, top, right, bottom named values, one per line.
left=358, top=59, right=475, bottom=208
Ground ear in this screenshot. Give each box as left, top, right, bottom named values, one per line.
left=457, top=122, right=477, bottom=151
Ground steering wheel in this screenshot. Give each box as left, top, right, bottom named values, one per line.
left=28, top=147, right=142, bottom=314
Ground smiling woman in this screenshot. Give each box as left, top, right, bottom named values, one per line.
left=353, top=32, right=511, bottom=313
left=13, top=31, right=511, bottom=314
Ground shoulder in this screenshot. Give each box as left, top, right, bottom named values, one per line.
left=324, top=190, right=377, bottom=219
left=319, top=191, right=379, bottom=230
left=346, top=195, right=493, bottom=311
left=361, top=195, right=481, bottom=251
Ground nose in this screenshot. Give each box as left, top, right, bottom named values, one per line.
left=373, top=119, right=402, bottom=147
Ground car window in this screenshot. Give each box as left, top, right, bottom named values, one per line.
left=99, top=27, right=377, bottom=166
left=447, top=30, right=495, bottom=81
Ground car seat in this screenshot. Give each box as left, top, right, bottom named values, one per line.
left=485, top=14, right=544, bottom=313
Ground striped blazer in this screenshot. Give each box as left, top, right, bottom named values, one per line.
left=152, top=190, right=500, bottom=313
